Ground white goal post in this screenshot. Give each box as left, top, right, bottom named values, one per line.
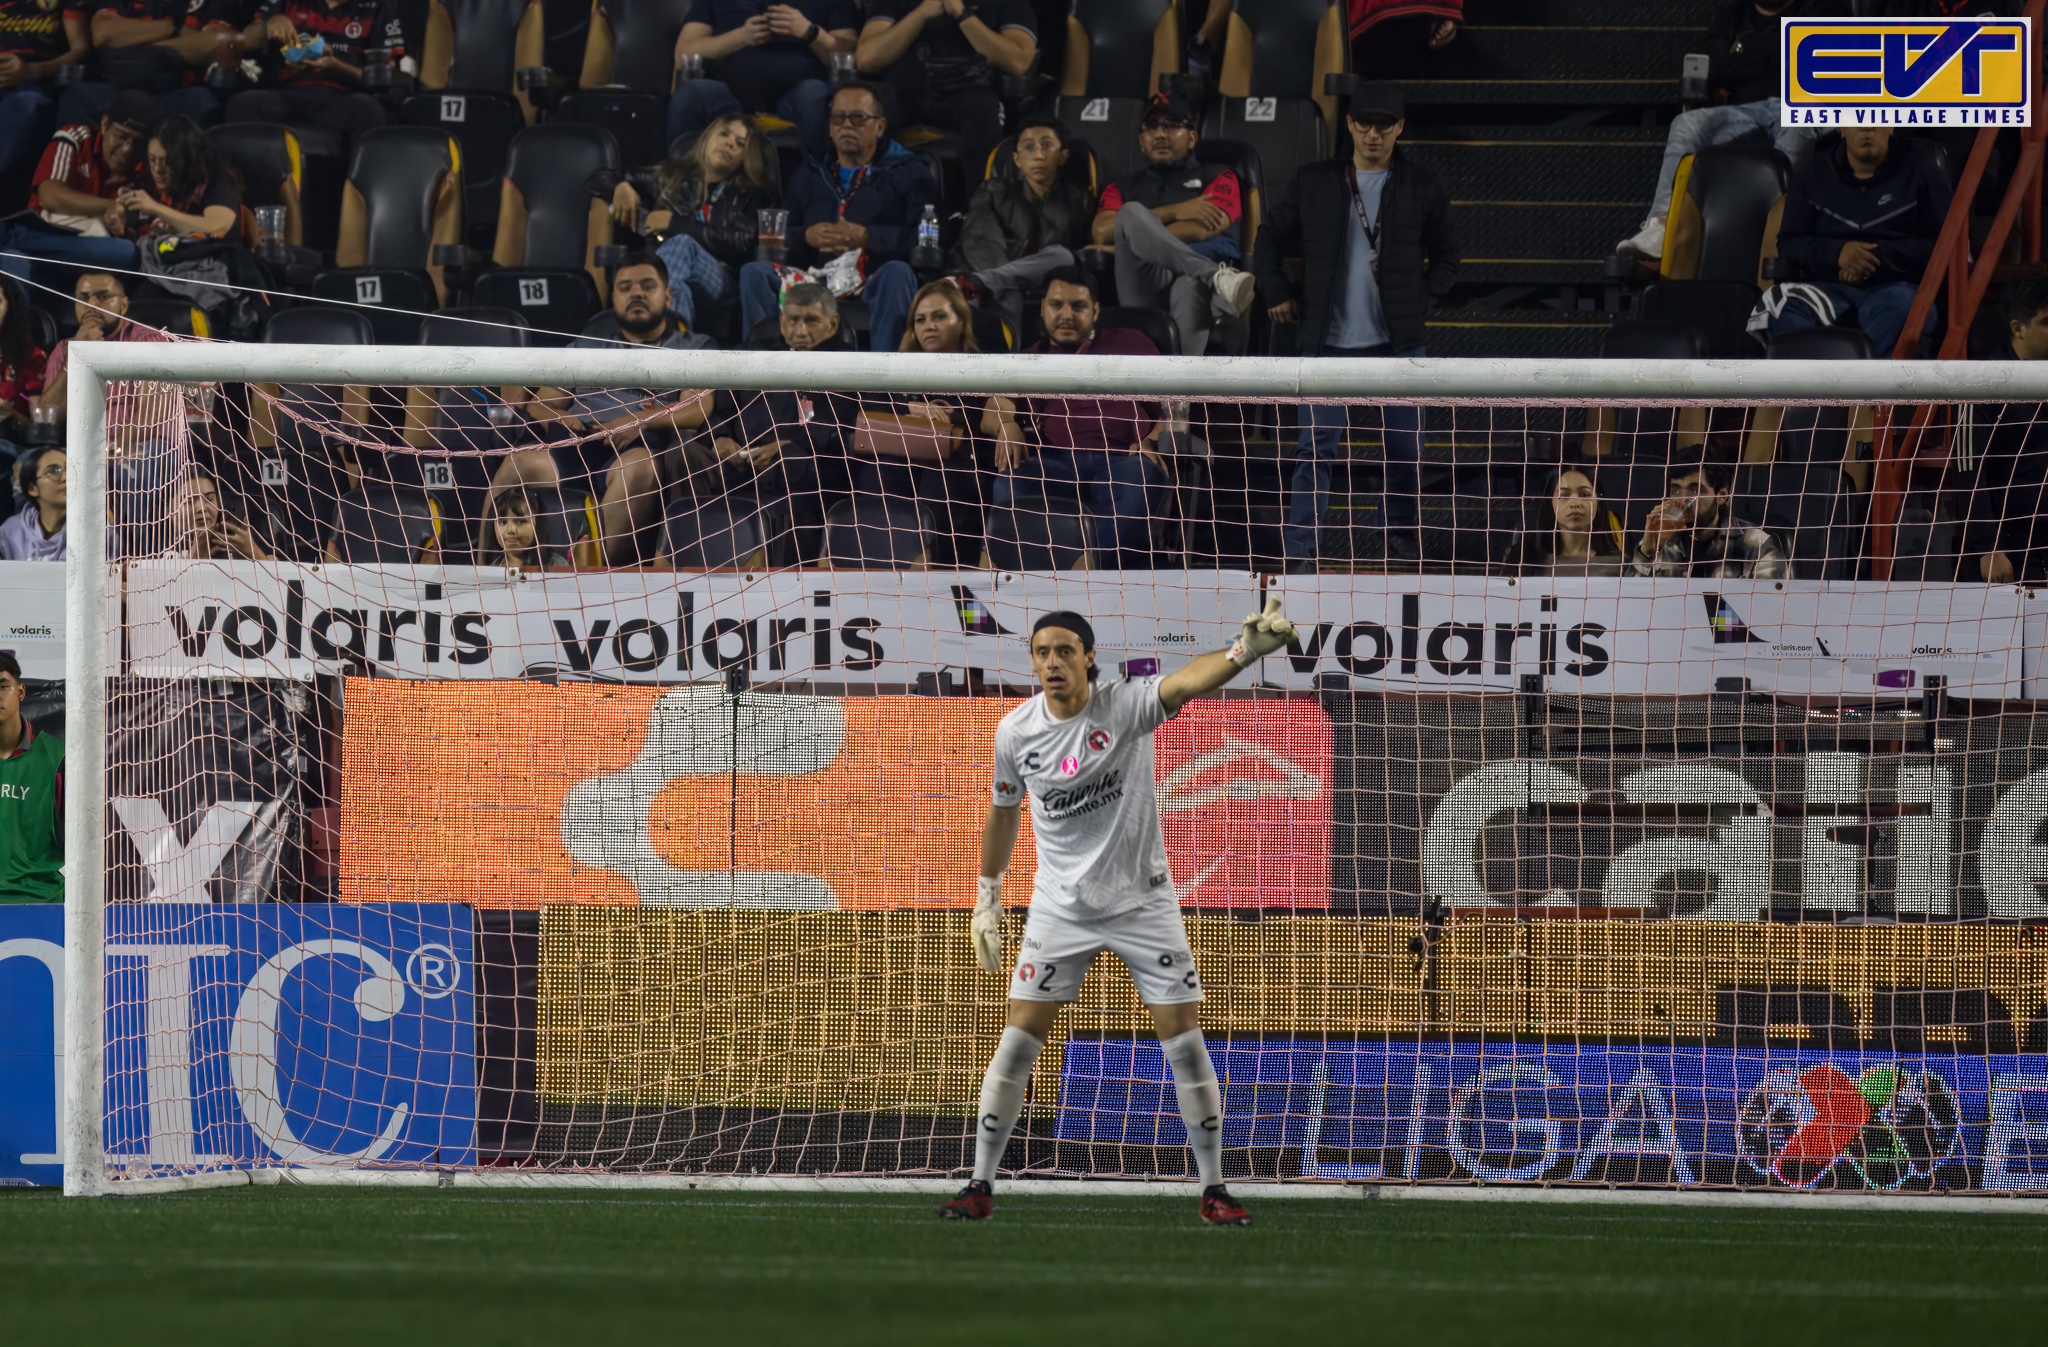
left=56, top=342, right=2048, bottom=1199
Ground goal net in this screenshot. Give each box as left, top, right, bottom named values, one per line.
left=42, top=341, right=2048, bottom=1198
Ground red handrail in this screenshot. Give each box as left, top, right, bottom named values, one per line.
left=1868, top=2, right=2046, bottom=580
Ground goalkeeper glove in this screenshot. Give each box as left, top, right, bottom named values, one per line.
left=1227, top=596, right=1298, bottom=669
left=972, top=876, right=1004, bottom=976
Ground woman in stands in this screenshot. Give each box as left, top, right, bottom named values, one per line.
left=1501, top=465, right=1623, bottom=576
left=474, top=486, right=567, bottom=571
left=851, top=278, right=1024, bottom=566
left=113, top=115, right=241, bottom=243
left=0, top=277, right=49, bottom=471
left=168, top=467, right=274, bottom=561
left=599, top=115, right=780, bottom=337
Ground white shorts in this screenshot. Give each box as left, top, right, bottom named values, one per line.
left=1010, top=902, right=1203, bottom=1005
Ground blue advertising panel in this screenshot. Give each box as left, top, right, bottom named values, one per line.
left=0, top=905, right=64, bottom=1186
left=1059, top=1039, right=2048, bottom=1192
left=100, top=905, right=477, bottom=1177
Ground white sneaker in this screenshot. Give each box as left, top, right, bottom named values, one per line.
left=1210, top=263, right=1257, bottom=321
left=1617, top=215, right=1665, bottom=259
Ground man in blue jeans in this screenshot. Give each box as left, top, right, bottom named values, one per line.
left=1252, top=83, right=1459, bottom=569
left=667, top=0, right=858, bottom=159
left=1001, top=267, right=1167, bottom=570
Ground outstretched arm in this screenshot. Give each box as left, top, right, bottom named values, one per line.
left=1159, top=597, right=1297, bottom=713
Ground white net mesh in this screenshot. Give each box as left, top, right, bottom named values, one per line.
left=45, top=349, right=2048, bottom=1194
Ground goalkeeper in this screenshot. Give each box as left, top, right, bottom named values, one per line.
left=939, top=600, right=1296, bottom=1225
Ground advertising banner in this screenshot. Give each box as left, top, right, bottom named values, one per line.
left=0, top=561, right=66, bottom=680
left=0, top=905, right=63, bottom=1186
left=1268, top=576, right=2025, bottom=698
left=1781, top=17, right=2032, bottom=128
left=341, top=686, right=1333, bottom=909
left=102, top=904, right=475, bottom=1177
left=1335, top=695, right=2048, bottom=919
left=1059, top=1038, right=2048, bottom=1192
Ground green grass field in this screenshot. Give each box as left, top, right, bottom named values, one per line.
left=3, top=1187, right=2045, bottom=1344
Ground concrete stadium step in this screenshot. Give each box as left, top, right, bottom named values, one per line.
left=1424, top=309, right=1611, bottom=358
left=1398, top=21, right=1708, bottom=106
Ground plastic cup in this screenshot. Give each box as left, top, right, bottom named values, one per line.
left=253, top=205, right=286, bottom=248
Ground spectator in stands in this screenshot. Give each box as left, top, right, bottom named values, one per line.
left=1962, top=276, right=2048, bottom=585
left=0, top=277, right=48, bottom=464
left=473, top=485, right=567, bottom=570
left=600, top=115, right=780, bottom=335
left=112, top=113, right=240, bottom=243
left=1254, top=83, right=1458, bottom=569
left=169, top=466, right=273, bottom=559
left=65, top=0, right=241, bottom=127
left=523, top=253, right=715, bottom=563
left=0, top=649, right=63, bottom=905
left=951, top=115, right=1092, bottom=332
left=0, top=445, right=64, bottom=560
left=1630, top=459, right=1785, bottom=578
left=697, top=281, right=855, bottom=562
left=668, top=0, right=858, bottom=159
left=1617, top=0, right=1814, bottom=261
left=1766, top=126, right=1950, bottom=357
left=855, top=0, right=1035, bottom=188
left=1005, top=266, right=1167, bottom=569
left=39, top=271, right=177, bottom=500
left=1092, top=92, right=1256, bottom=358
left=852, top=278, right=1023, bottom=564
left=737, top=82, right=933, bottom=353
left=1500, top=466, right=1623, bottom=576
left=223, top=0, right=403, bottom=146
left=0, top=90, right=157, bottom=289
left=0, top=0, right=88, bottom=212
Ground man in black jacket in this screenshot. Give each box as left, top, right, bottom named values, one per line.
left=1616, top=0, right=1813, bottom=261
left=1252, top=83, right=1458, bottom=567
left=1767, top=126, right=1950, bottom=356
left=952, top=116, right=1093, bottom=331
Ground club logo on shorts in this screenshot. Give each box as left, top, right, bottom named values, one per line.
left=1016, top=962, right=1035, bottom=981
left=1059, top=754, right=1079, bottom=776
left=1087, top=729, right=1111, bottom=752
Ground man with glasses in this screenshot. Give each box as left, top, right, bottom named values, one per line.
left=1254, top=83, right=1459, bottom=569
left=1091, top=92, right=1257, bottom=358
left=0, top=90, right=159, bottom=290
left=737, top=82, right=936, bottom=353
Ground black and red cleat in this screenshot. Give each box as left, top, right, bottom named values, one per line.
left=1200, top=1184, right=1252, bottom=1226
left=937, top=1179, right=993, bottom=1220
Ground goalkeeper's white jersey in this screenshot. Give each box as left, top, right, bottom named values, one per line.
left=990, top=675, right=1178, bottom=920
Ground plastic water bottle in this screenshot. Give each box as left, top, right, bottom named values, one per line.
left=918, top=204, right=940, bottom=253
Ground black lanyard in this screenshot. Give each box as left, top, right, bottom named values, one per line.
left=830, top=162, right=871, bottom=219
left=1346, top=168, right=1385, bottom=277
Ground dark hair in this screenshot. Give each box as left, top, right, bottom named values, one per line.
left=1041, top=265, right=1100, bottom=305
left=2006, top=274, right=2048, bottom=329
left=477, top=486, right=542, bottom=566
left=832, top=80, right=890, bottom=121
left=0, top=275, right=31, bottom=374
left=16, top=445, right=61, bottom=501
left=1031, top=610, right=1098, bottom=681
left=657, top=112, right=778, bottom=205
left=1666, top=457, right=1730, bottom=493
left=612, top=251, right=669, bottom=286
left=148, top=114, right=232, bottom=212
left=1013, top=115, right=1066, bottom=147
left=1515, top=465, right=1619, bottom=572
left=0, top=650, right=20, bottom=685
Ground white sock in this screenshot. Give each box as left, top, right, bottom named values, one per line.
left=1161, top=1028, right=1224, bottom=1188
left=971, top=1027, right=1044, bottom=1184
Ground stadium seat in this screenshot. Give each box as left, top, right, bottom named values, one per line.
left=824, top=495, right=932, bottom=569
left=984, top=130, right=1100, bottom=196
left=1580, top=320, right=1706, bottom=462
left=207, top=124, right=307, bottom=248
left=400, top=306, right=531, bottom=450
left=572, top=0, right=693, bottom=168
left=1759, top=326, right=1874, bottom=468
left=284, top=126, right=350, bottom=256
left=309, top=127, right=465, bottom=345
left=1600, top=319, right=1706, bottom=360
left=251, top=307, right=376, bottom=561
left=125, top=296, right=211, bottom=338
left=477, top=124, right=618, bottom=345
left=663, top=495, right=765, bottom=569
left=1195, top=137, right=1263, bottom=261
left=1767, top=327, right=1875, bottom=362
left=1098, top=305, right=1179, bottom=357
left=985, top=493, right=1092, bottom=570
left=1052, top=0, right=1181, bottom=185
left=969, top=306, right=1015, bottom=353
left=1637, top=280, right=1760, bottom=360
left=401, top=0, right=546, bottom=238
left=1732, top=459, right=1863, bottom=580
left=556, top=88, right=669, bottom=171
left=1660, top=144, right=1788, bottom=287
left=1206, top=0, right=1345, bottom=198
left=326, top=484, right=444, bottom=564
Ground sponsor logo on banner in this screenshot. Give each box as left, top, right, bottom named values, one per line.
left=1703, top=593, right=1765, bottom=644
left=1058, top=1039, right=2048, bottom=1191
left=339, top=688, right=1333, bottom=909
left=1781, top=17, right=2032, bottom=126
